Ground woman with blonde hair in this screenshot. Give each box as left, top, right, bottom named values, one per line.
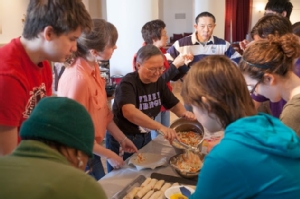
left=183, top=55, right=300, bottom=198
left=58, top=19, right=137, bottom=180
left=240, top=33, right=300, bottom=136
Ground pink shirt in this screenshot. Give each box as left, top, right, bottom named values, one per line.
left=57, top=57, right=113, bottom=143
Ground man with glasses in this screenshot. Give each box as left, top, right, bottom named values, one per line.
left=106, top=45, right=195, bottom=172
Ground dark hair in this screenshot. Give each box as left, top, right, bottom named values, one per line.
left=251, top=14, right=292, bottom=39
left=195, top=12, right=216, bottom=24
left=181, top=55, right=256, bottom=128
left=239, top=33, right=300, bottom=81
left=141, top=19, right=166, bottom=45
left=75, top=19, right=118, bottom=58
left=264, top=0, right=293, bottom=19
left=292, top=22, right=300, bottom=37
left=136, top=45, right=163, bottom=64
left=23, top=0, right=92, bottom=40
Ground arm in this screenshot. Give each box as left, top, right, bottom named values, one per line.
left=122, top=104, right=177, bottom=141
left=106, top=121, right=138, bottom=153
left=0, top=126, right=18, bottom=156
left=169, top=102, right=196, bottom=120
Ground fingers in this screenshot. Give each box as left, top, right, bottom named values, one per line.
left=121, top=139, right=138, bottom=153
left=182, top=111, right=196, bottom=120
left=159, top=126, right=177, bottom=143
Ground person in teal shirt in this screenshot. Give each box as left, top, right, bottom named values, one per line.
left=181, top=55, right=300, bottom=199
left=0, top=97, right=107, bottom=199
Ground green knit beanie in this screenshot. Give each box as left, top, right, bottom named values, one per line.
left=20, top=97, right=94, bottom=157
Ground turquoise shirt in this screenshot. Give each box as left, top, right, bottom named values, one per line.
left=0, top=140, right=107, bottom=199
left=190, top=113, right=300, bottom=199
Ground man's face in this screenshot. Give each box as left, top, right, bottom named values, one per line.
left=44, top=26, right=82, bottom=62
left=137, top=54, right=165, bottom=84
left=194, top=16, right=216, bottom=43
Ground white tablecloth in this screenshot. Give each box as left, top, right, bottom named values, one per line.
left=98, top=135, right=181, bottom=198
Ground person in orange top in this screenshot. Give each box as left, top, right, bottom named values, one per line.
left=57, top=19, right=137, bottom=180
left=132, top=19, right=189, bottom=139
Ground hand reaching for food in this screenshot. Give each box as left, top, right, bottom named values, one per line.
left=120, top=136, right=138, bottom=153
left=158, top=126, right=177, bottom=144
left=107, top=153, right=125, bottom=170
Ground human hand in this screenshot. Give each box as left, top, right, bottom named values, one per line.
left=181, top=111, right=196, bottom=120
left=183, top=53, right=193, bottom=65
left=107, top=153, right=125, bottom=170
left=158, top=126, right=177, bottom=143
left=120, top=137, right=138, bottom=153
left=239, top=39, right=250, bottom=51
left=172, top=55, right=185, bottom=68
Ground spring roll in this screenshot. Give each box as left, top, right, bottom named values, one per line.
left=149, top=191, right=163, bottom=199
left=153, top=180, right=165, bottom=191
left=123, top=187, right=141, bottom=199
left=171, top=183, right=179, bottom=187
left=141, top=190, right=154, bottom=199
left=148, top=178, right=158, bottom=189
left=141, top=178, right=151, bottom=187
left=160, top=182, right=171, bottom=192
left=134, top=184, right=152, bottom=199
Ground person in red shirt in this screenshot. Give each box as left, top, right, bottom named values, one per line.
left=0, top=0, right=92, bottom=156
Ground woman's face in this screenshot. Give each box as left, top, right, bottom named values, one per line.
left=192, top=105, right=223, bottom=133
left=96, top=44, right=117, bottom=61
left=243, top=74, right=282, bottom=102
left=153, top=28, right=168, bottom=48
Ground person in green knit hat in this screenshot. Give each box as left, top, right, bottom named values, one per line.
left=0, top=97, right=107, bottom=199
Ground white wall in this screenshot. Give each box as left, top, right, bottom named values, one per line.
left=0, top=0, right=29, bottom=44
left=106, top=0, right=159, bottom=76
left=161, top=0, right=194, bottom=38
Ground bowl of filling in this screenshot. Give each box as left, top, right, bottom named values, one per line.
left=169, top=151, right=204, bottom=179
left=165, top=185, right=195, bottom=199
left=169, top=117, right=204, bottom=153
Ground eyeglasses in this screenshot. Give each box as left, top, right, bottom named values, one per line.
left=144, top=66, right=166, bottom=74
left=247, top=81, right=260, bottom=94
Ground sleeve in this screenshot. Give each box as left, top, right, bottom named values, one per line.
left=224, top=43, right=241, bottom=64
left=280, top=102, right=300, bottom=136
left=160, top=64, right=180, bottom=82
left=79, top=178, right=108, bottom=199
left=115, top=80, right=137, bottom=108
left=166, top=41, right=180, bottom=61
left=160, top=82, right=179, bottom=109
left=0, top=75, right=27, bottom=126
left=190, top=155, right=250, bottom=199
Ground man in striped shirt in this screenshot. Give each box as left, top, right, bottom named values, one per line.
left=166, top=11, right=241, bottom=78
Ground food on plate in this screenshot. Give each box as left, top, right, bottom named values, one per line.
left=176, top=131, right=202, bottom=147
left=149, top=191, right=163, bottom=199
left=123, top=187, right=141, bottom=199
left=160, top=182, right=172, bottom=192
left=170, top=193, right=188, bottom=199
left=141, top=190, right=154, bottom=199
left=141, top=177, right=151, bottom=187
left=135, top=184, right=152, bottom=199
left=124, top=178, right=191, bottom=199
left=148, top=178, right=158, bottom=189
left=135, top=153, right=146, bottom=163
left=153, top=180, right=165, bottom=191
left=176, top=152, right=203, bottom=173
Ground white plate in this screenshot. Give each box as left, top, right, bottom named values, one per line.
left=128, top=152, right=168, bottom=171
left=164, top=185, right=195, bottom=199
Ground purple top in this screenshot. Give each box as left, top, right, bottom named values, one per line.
left=252, top=94, right=286, bottom=118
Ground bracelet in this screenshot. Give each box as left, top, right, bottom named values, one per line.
left=119, top=136, right=127, bottom=144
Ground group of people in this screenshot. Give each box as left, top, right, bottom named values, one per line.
left=1, top=0, right=300, bottom=198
